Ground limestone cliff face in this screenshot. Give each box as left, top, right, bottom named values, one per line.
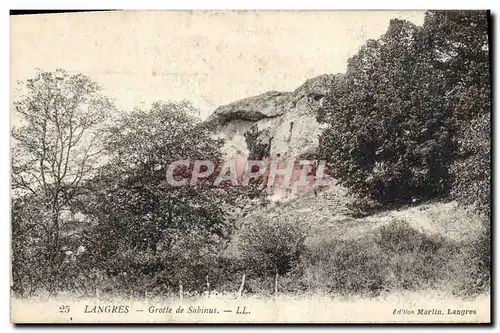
left=206, top=74, right=340, bottom=160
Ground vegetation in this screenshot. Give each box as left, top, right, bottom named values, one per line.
left=452, top=112, right=491, bottom=220
left=238, top=214, right=307, bottom=294
left=318, top=11, right=490, bottom=205
left=11, top=69, right=114, bottom=294
left=11, top=10, right=490, bottom=300
left=300, top=220, right=489, bottom=297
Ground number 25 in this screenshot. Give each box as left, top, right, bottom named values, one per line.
left=59, top=305, right=70, bottom=313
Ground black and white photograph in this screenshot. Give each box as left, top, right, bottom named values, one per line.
left=9, top=10, right=491, bottom=323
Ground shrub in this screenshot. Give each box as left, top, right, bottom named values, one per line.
left=444, top=229, right=490, bottom=298
left=238, top=214, right=307, bottom=277
left=375, top=220, right=450, bottom=290
left=303, top=237, right=386, bottom=296
left=89, top=227, right=231, bottom=296
left=301, top=220, right=471, bottom=296
left=376, top=221, right=444, bottom=254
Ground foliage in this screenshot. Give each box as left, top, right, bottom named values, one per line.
left=12, top=69, right=113, bottom=197
left=303, top=237, right=386, bottom=295
left=11, top=196, right=51, bottom=296
left=425, top=12, right=490, bottom=220
left=444, top=229, right=490, bottom=297
left=318, top=19, right=453, bottom=203
left=74, top=101, right=243, bottom=292
left=238, top=215, right=307, bottom=276
left=11, top=69, right=113, bottom=293
left=452, top=113, right=491, bottom=219
left=318, top=11, right=490, bottom=205
left=301, top=220, right=481, bottom=296
left=423, top=10, right=490, bottom=122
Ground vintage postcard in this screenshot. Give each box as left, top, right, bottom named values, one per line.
left=10, top=10, right=491, bottom=323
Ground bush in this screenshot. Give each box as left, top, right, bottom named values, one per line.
left=238, top=214, right=307, bottom=277
left=301, top=220, right=473, bottom=296
left=376, top=221, right=444, bottom=254
left=375, top=221, right=450, bottom=290
left=84, top=227, right=231, bottom=297
left=303, top=237, right=386, bottom=296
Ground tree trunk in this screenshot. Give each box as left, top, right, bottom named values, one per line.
left=237, top=274, right=246, bottom=299
left=206, top=275, right=210, bottom=300
left=179, top=281, right=183, bottom=304
left=274, top=271, right=279, bottom=299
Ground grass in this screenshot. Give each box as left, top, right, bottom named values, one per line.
left=228, top=184, right=490, bottom=300
left=297, top=218, right=489, bottom=298
left=12, top=185, right=490, bottom=309
left=12, top=216, right=491, bottom=323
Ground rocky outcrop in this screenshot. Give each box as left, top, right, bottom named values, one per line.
left=206, top=74, right=341, bottom=160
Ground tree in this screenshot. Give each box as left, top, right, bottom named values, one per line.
left=422, top=11, right=491, bottom=219
left=423, top=10, right=490, bottom=123
left=452, top=113, right=490, bottom=219
left=11, top=69, right=113, bottom=291
left=79, top=101, right=242, bottom=291
left=319, top=19, right=455, bottom=203
left=11, top=195, right=52, bottom=295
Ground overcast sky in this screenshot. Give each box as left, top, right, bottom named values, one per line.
left=11, top=10, right=425, bottom=119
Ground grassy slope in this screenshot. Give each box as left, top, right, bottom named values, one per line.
left=228, top=180, right=483, bottom=258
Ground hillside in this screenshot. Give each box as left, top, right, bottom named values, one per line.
left=227, top=178, right=483, bottom=259
left=205, top=73, right=484, bottom=258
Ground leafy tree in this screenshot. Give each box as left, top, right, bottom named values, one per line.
left=422, top=11, right=491, bottom=219
left=452, top=113, right=490, bottom=219
left=11, top=69, right=113, bottom=292
left=423, top=10, right=490, bottom=122
left=319, top=19, right=455, bottom=203
left=79, top=101, right=241, bottom=290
